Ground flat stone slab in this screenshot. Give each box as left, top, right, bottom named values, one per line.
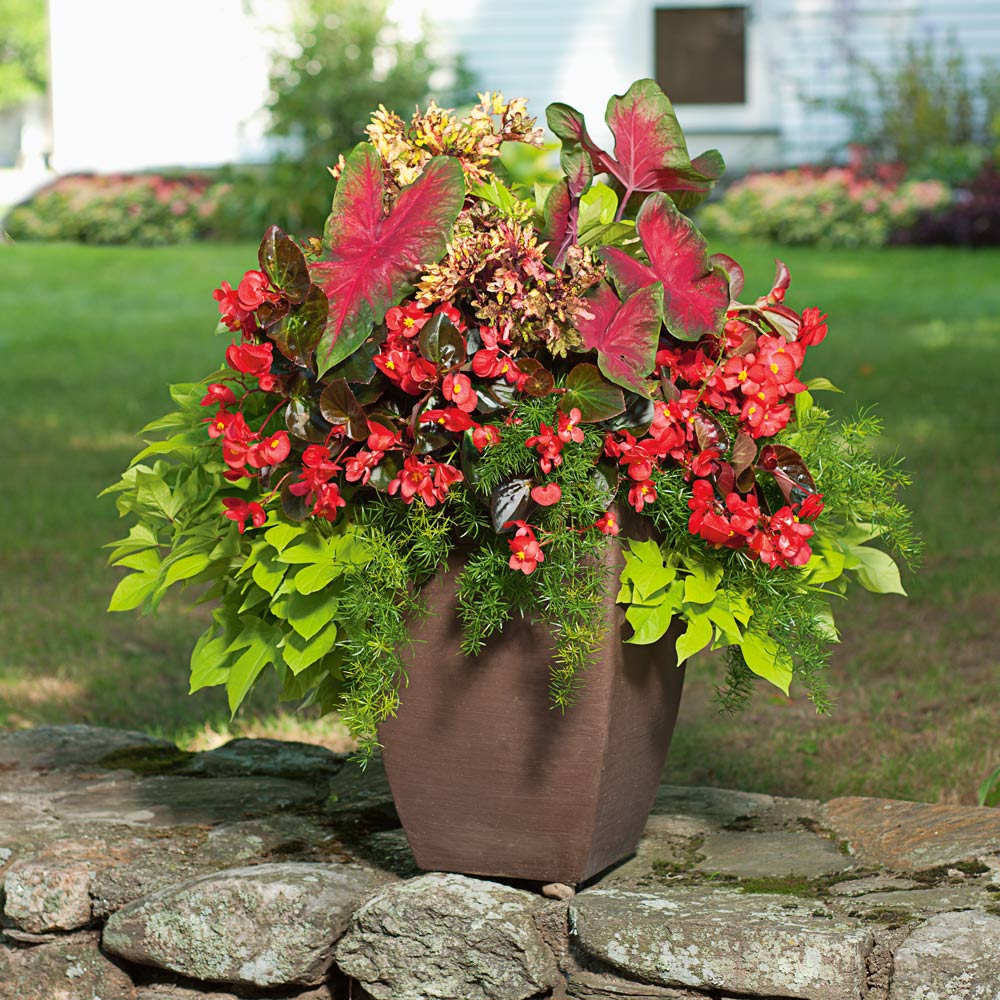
left=888, top=910, right=1000, bottom=999
left=695, top=830, right=853, bottom=879
left=833, top=882, right=993, bottom=921
left=103, top=862, right=380, bottom=989
left=335, top=872, right=559, bottom=1000
left=177, top=738, right=344, bottom=782
left=824, top=796, right=1000, bottom=869
left=0, top=724, right=171, bottom=770
left=0, top=930, right=136, bottom=999
left=49, top=773, right=322, bottom=827
left=828, top=875, right=922, bottom=896
left=570, top=886, right=874, bottom=1000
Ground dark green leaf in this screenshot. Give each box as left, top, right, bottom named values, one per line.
left=490, top=478, right=536, bottom=534
left=319, top=379, right=368, bottom=441
left=461, top=432, right=485, bottom=492
left=368, top=452, right=402, bottom=491
left=561, top=364, right=625, bottom=423
left=414, top=426, right=452, bottom=454
left=323, top=334, right=380, bottom=384
left=285, top=398, right=333, bottom=443
left=516, top=358, right=555, bottom=397
left=756, top=444, right=816, bottom=504
left=607, top=391, right=655, bottom=435
left=693, top=411, right=729, bottom=453
left=477, top=378, right=517, bottom=415
left=592, top=461, right=620, bottom=506
left=281, top=481, right=311, bottom=521
left=259, top=225, right=311, bottom=304
left=418, top=313, right=466, bottom=370
left=270, top=284, right=329, bottom=367
left=256, top=298, right=289, bottom=328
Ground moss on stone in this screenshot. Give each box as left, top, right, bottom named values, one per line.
left=735, top=875, right=821, bottom=897
left=97, top=745, right=194, bottom=774
left=852, top=907, right=919, bottom=928
left=910, top=860, right=990, bottom=885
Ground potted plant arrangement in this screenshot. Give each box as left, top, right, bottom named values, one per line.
left=106, top=81, right=918, bottom=884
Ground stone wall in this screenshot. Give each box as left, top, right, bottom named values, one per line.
left=1, top=725, right=999, bottom=1000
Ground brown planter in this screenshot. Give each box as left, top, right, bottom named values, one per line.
left=379, top=537, right=685, bottom=885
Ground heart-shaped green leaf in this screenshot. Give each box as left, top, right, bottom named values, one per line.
left=560, top=364, right=625, bottom=422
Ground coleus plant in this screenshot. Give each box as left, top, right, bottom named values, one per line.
left=106, top=84, right=919, bottom=757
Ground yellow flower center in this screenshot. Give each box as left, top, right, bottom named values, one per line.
left=516, top=551, right=526, bottom=560
left=770, top=363, right=779, bottom=374
left=737, top=370, right=748, bottom=382
left=385, top=360, right=395, bottom=370
left=403, top=317, right=415, bottom=328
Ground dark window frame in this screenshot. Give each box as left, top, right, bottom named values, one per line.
left=654, top=5, right=748, bottom=106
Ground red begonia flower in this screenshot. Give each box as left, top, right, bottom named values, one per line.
left=226, top=341, right=273, bottom=378
left=222, top=497, right=266, bottom=533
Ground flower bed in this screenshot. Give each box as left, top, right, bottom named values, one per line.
left=5, top=173, right=230, bottom=245
left=699, top=161, right=950, bottom=248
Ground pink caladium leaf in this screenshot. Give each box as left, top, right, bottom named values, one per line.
left=575, top=280, right=664, bottom=397
left=540, top=146, right=594, bottom=268
left=601, top=193, right=730, bottom=341
left=546, top=79, right=724, bottom=216
left=311, top=143, right=465, bottom=375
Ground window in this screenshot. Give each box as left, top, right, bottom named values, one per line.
left=654, top=6, right=747, bottom=105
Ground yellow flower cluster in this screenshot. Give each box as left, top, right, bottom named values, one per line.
left=418, top=205, right=604, bottom=355
left=365, top=93, right=544, bottom=188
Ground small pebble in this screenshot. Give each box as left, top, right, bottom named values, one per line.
left=541, top=882, right=576, bottom=900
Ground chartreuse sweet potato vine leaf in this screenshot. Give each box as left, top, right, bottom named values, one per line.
left=312, top=143, right=465, bottom=375
left=617, top=539, right=794, bottom=695
left=546, top=79, right=724, bottom=216
left=575, top=280, right=664, bottom=397
left=601, top=192, right=730, bottom=342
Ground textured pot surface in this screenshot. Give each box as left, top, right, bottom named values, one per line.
left=379, top=542, right=685, bottom=884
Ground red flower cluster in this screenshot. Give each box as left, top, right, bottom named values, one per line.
left=288, top=444, right=347, bottom=521
left=214, top=270, right=280, bottom=337
left=386, top=455, right=464, bottom=507
left=373, top=302, right=468, bottom=396
left=688, top=479, right=824, bottom=567
left=506, top=521, right=545, bottom=574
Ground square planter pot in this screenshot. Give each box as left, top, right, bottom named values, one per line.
left=379, top=538, right=685, bottom=885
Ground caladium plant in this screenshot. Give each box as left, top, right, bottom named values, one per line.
left=106, top=82, right=918, bottom=757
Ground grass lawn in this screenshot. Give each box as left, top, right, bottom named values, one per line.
left=1, top=240, right=998, bottom=802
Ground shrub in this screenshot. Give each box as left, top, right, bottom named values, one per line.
left=815, top=36, right=1000, bottom=184
left=892, top=161, right=1000, bottom=246
left=698, top=160, right=951, bottom=248
left=211, top=0, right=472, bottom=240
left=5, top=173, right=230, bottom=245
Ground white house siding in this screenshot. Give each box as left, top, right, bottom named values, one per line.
left=42, top=0, right=1000, bottom=176
left=46, top=0, right=289, bottom=173
left=772, top=0, right=1000, bottom=165
left=425, top=0, right=1000, bottom=170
